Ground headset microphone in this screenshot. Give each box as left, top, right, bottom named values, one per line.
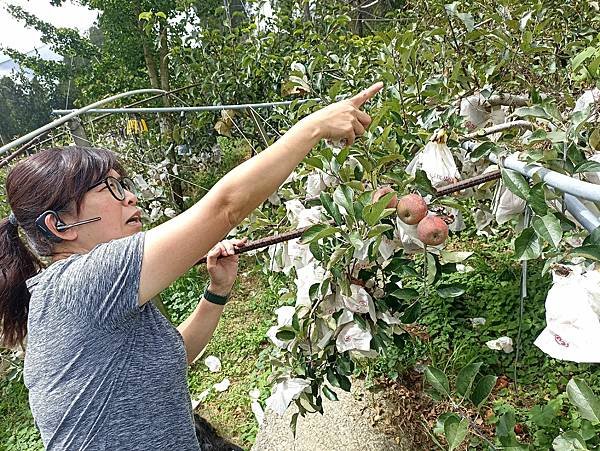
left=35, top=211, right=102, bottom=243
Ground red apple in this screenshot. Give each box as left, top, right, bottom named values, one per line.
left=372, top=186, right=398, bottom=209
left=396, top=193, right=428, bottom=225
left=416, top=215, right=449, bottom=246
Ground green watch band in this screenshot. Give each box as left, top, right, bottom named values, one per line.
left=203, top=286, right=230, bottom=305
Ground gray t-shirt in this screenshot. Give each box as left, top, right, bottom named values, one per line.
left=24, top=232, right=200, bottom=450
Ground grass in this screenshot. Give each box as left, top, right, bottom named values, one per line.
left=162, top=259, right=287, bottom=449
left=0, top=375, right=43, bottom=451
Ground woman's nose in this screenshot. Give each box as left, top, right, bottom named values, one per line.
left=124, top=190, right=138, bottom=206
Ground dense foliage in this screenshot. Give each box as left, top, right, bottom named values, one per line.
left=2, top=0, right=600, bottom=449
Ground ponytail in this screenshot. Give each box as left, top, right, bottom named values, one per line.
left=2, top=146, right=121, bottom=348
left=0, top=216, right=42, bottom=349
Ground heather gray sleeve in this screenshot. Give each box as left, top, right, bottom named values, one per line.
left=55, top=232, right=146, bottom=330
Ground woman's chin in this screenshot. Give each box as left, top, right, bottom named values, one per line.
left=124, top=221, right=143, bottom=234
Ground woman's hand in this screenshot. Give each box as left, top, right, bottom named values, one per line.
left=205, top=237, right=248, bottom=296
left=302, top=82, right=383, bottom=146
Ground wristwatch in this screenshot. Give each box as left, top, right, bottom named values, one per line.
left=203, top=285, right=230, bottom=305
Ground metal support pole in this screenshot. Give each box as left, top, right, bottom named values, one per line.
left=485, top=151, right=600, bottom=203
left=460, top=141, right=600, bottom=230
left=50, top=98, right=319, bottom=115
left=0, top=89, right=167, bottom=156
left=564, top=194, right=600, bottom=233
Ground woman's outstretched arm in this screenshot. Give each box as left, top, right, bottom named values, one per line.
left=139, top=83, right=383, bottom=304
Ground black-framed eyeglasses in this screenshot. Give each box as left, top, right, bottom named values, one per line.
left=88, top=176, right=137, bottom=201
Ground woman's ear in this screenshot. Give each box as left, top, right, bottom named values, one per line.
left=37, top=211, right=78, bottom=243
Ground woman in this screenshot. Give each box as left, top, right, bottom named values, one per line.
left=0, top=82, right=382, bottom=450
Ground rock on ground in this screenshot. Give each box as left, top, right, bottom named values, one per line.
left=252, top=380, right=411, bottom=451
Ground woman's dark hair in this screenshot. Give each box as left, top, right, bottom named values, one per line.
left=1, top=146, right=125, bottom=349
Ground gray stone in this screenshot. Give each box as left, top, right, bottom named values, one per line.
left=252, top=381, right=408, bottom=451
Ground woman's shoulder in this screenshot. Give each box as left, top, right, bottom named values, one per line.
left=26, top=232, right=145, bottom=293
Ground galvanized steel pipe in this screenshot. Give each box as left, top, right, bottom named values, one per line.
left=0, top=89, right=168, bottom=156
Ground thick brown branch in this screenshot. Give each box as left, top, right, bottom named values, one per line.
left=197, top=171, right=503, bottom=264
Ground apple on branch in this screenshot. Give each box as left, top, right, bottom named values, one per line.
left=396, top=193, right=428, bottom=225
left=371, top=186, right=398, bottom=209
left=416, top=215, right=449, bottom=246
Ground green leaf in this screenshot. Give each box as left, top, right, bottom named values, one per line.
left=290, top=412, right=299, bottom=438
left=514, top=227, right=542, bottom=261
left=337, top=373, right=351, bottom=392
left=583, top=226, right=600, bottom=245
left=439, top=251, right=473, bottom=264
left=304, top=156, right=324, bottom=170
left=367, top=224, right=393, bottom=238
left=426, top=252, right=438, bottom=285
left=436, top=284, right=466, bottom=298
left=328, top=246, right=349, bottom=269
left=572, top=46, right=597, bottom=71
left=514, top=105, right=552, bottom=121
left=580, top=419, right=597, bottom=440
left=434, top=412, right=456, bottom=435
left=386, top=258, right=420, bottom=277
left=496, top=411, right=520, bottom=447
left=547, top=130, right=567, bottom=143
left=414, top=169, right=436, bottom=195
left=566, top=378, right=600, bottom=423
left=552, top=431, right=588, bottom=451
left=530, top=402, right=560, bottom=427
left=571, top=245, right=600, bottom=262
left=444, top=415, right=469, bottom=451
left=322, top=385, right=339, bottom=401
left=320, top=192, right=343, bottom=225
left=390, top=288, right=420, bottom=300
left=347, top=230, right=363, bottom=251
left=363, top=193, right=395, bottom=226
left=527, top=183, right=548, bottom=216
left=502, top=169, right=530, bottom=200
left=456, top=12, right=474, bottom=32
left=276, top=329, right=296, bottom=341
left=400, top=301, right=421, bottom=323
left=456, top=362, right=482, bottom=398
left=470, top=142, right=498, bottom=160
left=425, top=366, right=450, bottom=396
left=300, top=224, right=338, bottom=244
left=333, top=185, right=354, bottom=217
left=326, top=367, right=340, bottom=387
left=574, top=160, right=600, bottom=174
left=470, top=375, right=497, bottom=408
left=533, top=213, right=563, bottom=248
left=590, top=128, right=600, bottom=151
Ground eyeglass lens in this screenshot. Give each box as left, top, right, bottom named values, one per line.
left=106, top=177, right=125, bottom=201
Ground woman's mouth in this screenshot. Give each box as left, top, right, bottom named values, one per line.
left=126, top=212, right=142, bottom=226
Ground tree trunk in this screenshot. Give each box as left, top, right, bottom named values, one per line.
left=353, top=1, right=364, bottom=36
left=158, top=19, right=185, bottom=212
left=304, top=0, right=311, bottom=21
left=133, top=0, right=160, bottom=90
left=68, top=118, right=90, bottom=147
left=132, top=1, right=185, bottom=212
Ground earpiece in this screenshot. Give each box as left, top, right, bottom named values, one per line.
left=35, top=211, right=101, bottom=243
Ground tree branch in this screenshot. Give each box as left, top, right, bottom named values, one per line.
left=465, top=120, right=534, bottom=139
left=486, top=94, right=529, bottom=107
